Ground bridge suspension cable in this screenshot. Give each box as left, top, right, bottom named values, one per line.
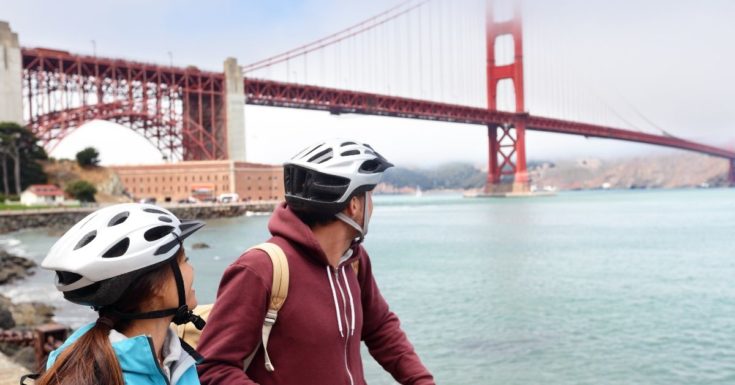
left=241, top=0, right=429, bottom=74
left=242, top=0, right=488, bottom=107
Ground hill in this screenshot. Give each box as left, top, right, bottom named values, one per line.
left=377, top=153, right=731, bottom=193
left=530, top=153, right=729, bottom=190
left=42, top=160, right=128, bottom=203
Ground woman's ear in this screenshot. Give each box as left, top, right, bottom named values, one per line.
left=147, top=279, right=170, bottom=307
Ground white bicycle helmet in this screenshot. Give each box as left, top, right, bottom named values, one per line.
left=41, top=203, right=205, bottom=327
left=284, top=139, right=393, bottom=214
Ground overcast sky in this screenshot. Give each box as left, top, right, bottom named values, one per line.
left=2, top=0, right=734, bottom=167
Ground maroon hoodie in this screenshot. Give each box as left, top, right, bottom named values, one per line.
left=197, top=203, right=434, bottom=385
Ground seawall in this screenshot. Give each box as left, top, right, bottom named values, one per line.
left=0, top=202, right=277, bottom=234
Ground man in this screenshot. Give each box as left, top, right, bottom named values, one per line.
left=197, top=139, right=435, bottom=385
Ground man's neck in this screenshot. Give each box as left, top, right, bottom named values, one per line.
left=312, top=222, right=353, bottom=268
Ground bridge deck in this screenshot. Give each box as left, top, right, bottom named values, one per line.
left=244, top=78, right=735, bottom=160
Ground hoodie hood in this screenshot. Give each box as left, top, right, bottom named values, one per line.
left=268, top=202, right=358, bottom=267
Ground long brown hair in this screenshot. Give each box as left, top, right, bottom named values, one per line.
left=36, top=249, right=184, bottom=385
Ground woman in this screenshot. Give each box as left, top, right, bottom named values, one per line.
left=37, top=203, right=206, bottom=385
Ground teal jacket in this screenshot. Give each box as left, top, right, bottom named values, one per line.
left=47, top=322, right=202, bottom=385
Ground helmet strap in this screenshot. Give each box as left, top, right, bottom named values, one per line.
left=363, top=191, right=372, bottom=236
left=100, top=250, right=205, bottom=330
left=335, top=212, right=364, bottom=244
left=335, top=191, right=370, bottom=245
left=167, top=251, right=206, bottom=329
left=168, top=258, right=193, bottom=325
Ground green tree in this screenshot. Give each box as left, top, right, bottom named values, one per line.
left=429, top=163, right=485, bottom=189
left=76, top=147, right=100, bottom=167
left=382, top=167, right=433, bottom=190
left=65, top=180, right=97, bottom=202
left=0, top=122, right=48, bottom=196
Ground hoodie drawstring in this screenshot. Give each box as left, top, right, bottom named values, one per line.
left=341, top=266, right=356, bottom=336
left=326, top=266, right=344, bottom=337
left=327, top=265, right=357, bottom=338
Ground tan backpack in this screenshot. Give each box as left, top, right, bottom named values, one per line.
left=176, top=242, right=289, bottom=372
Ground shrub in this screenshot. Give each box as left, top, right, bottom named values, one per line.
left=65, top=180, right=97, bottom=202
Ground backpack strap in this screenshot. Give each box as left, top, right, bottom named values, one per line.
left=243, top=242, right=289, bottom=372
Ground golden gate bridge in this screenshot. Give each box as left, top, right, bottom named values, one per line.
left=1, top=0, right=733, bottom=192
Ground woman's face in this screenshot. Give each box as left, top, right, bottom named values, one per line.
left=159, top=252, right=198, bottom=310
left=179, top=253, right=198, bottom=309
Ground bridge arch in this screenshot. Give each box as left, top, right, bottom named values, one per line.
left=21, top=48, right=229, bottom=161
left=30, top=103, right=184, bottom=160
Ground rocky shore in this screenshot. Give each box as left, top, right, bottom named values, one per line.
left=0, top=250, right=37, bottom=286
left=0, top=250, right=56, bottom=371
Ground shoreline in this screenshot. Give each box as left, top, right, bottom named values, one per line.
left=0, top=249, right=57, bottom=372
left=0, top=201, right=278, bottom=235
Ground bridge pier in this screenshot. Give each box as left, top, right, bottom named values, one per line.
left=729, top=158, right=735, bottom=187
left=485, top=123, right=529, bottom=195
left=0, top=21, right=22, bottom=125
left=224, top=57, right=246, bottom=161
left=483, top=1, right=529, bottom=195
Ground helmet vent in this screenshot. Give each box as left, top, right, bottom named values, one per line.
left=143, top=208, right=166, bottom=215
left=341, top=150, right=360, bottom=157
left=144, top=225, right=175, bottom=241
left=297, top=143, right=323, bottom=160
left=74, top=230, right=97, bottom=250
left=359, top=160, right=380, bottom=173
left=56, top=271, right=83, bottom=285
left=340, top=141, right=356, bottom=147
left=107, top=211, right=129, bottom=227
left=76, top=212, right=99, bottom=230
left=102, top=238, right=130, bottom=259
left=158, top=216, right=173, bottom=223
left=308, top=148, right=333, bottom=163
left=154, top=240, right=180, bottom=256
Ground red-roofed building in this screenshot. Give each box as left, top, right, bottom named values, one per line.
left=20, top=184, right=65, bottom=206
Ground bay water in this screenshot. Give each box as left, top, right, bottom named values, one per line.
left=2, top=189, right=734, bottom=384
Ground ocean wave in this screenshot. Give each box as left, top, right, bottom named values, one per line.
left=0, top=238, right=31, bottom=259
left=245, top=211, right=271, bottom=217
left=3, top=282, right=62, bottom=303
left=0, top=238, right=21, bottom=247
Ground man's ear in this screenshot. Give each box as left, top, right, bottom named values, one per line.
left=346, top=195, right=362, bottom=218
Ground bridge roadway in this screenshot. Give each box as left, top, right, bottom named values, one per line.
left=244, top=79, right=735, bottom=160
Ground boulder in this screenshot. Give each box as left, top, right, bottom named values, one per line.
left=11, top=346, right=36, bottom=370
left=0, top=306, right=14, bottom=329
left=10, top=303, right=54, bottom=327
left=0, top=251, right=36, bottom=285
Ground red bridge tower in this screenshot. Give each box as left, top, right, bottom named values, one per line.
left=485, top=0, right=528, bottom=194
